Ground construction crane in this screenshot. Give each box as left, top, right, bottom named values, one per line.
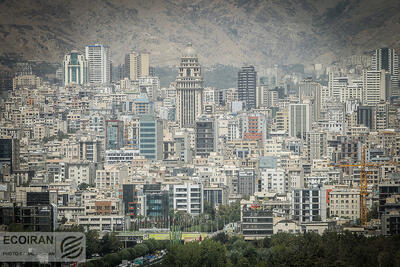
left=330, top=144, right=400, bottom=227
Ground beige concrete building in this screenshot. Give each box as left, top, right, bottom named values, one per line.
left=176, top=43, right=203, bottom=128
left=329, top=188, right=360, bottom=220
left=125, top=51, right=150, bottom=81
left=13, top=75, right=42, bottom=90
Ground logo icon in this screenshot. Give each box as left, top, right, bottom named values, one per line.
left=60, top=236, right=84, bottom=259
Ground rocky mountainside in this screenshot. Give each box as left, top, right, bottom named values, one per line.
left=0, top=0, right=399, bottom=68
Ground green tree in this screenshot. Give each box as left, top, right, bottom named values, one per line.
left=119, top=248, right=131, bottom=261
left=200, top=239, right=227, bottom=266
left=100, top=232, right=121, bottom=255
left=262, top=237, right=271, bottom=248
left=133, top=243, right=149, bottom=257
left=213, top=232, right=228, bottom=244
left=103, top=252, right=121, bottom=267
left=204, top=201, right=216, bottom=220
left=86, top=230, right=100, bottom=257
left=59, top=216, right=68, bottom=224
left=165, top=242, right=201, bottom=266
left=367, top=202, right=379, bottom=221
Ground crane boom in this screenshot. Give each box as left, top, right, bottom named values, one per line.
left=331, top=145, right=400, bottom=227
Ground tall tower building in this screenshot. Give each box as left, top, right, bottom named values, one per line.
left=195, top=116, right=217, bottom=158
left=85, top=44, right=111, bottom=84
left=328, top=72, right=348, bottom=101
left=63, top=50, right=88, bottom=86
left=238, top=66, right=257, bottom=110
left=105, top=120, right=124, bottom=150
left=176, top=43, right=204, bottom=128
left=299, top=77, right=322, bottom=123
left=125, top=51, right=150, bottom=81
left=288, top=103, right=311, bottom=139
left=362, top=70, right=389, bottom=105
left=139, top=115, right=163, bottom=160
left=140, top=52, right=150, bottom=77
left=372, top=48, right=399, bottom=96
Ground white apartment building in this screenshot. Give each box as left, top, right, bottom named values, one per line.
left=139, top=76, right=160, bottom=100
left=85, top=44, right=111, bottom=84
left=63, top=50, right=88, bottom=86
left=340, top=80, right=363, bottom=103
left=362, top=69, right=388, bottom=105
left=68, top=162, right=95, bottom=186
left=259, top=168, right=287, bottom=194
left=58, top=206, right=85, bottom=222
left=227, top=119, right=241, bottom=141
left=170, top=183, right=203, bottom=215
left=328, top=73, right=348, bottom=101
left=105, top=149, right=140, bottom=164
left=288, top=103, right=311, bottom=139
left=89, top=115, right=105, bottom=134
left=96, top=165, right=128, bottom=191
left=77, top=215, right=127, bottom=231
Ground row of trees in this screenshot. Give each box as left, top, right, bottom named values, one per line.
left=87, top=238, right=168, bottom=267
left=172, top=201, right=241, bottom=233
left=162, top=232, right=400, bottom=267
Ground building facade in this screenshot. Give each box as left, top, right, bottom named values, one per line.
left=63, top=50, right=88, bottom=86
left=85, top=44, right=111, bottom=84
left=238, top=66, right=257, bottom=110
left=176, top=43, right=204, bottom=128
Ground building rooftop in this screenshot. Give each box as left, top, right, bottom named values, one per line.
left=182, top=43, right=197, bottom=58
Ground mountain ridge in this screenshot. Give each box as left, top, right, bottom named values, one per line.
left=0, top=0, right=399, bottom=69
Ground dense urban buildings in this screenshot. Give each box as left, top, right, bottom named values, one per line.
left=1, top=38, right=400, bottom=254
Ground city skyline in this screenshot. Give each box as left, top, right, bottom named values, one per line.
left=1, top=0, right=400, bottom=265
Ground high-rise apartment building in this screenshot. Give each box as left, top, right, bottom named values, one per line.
left=140, top=52, right=150, bottom=78
left=105, top=120, right=124, bottom=150
left=63, top=50, right=88, bottom=86
left=376, top=102, right=389, bottom=130
left=139, top=115, right=163, bottom=160
left=195, top=116, right=217, bottom=158
left=238, top=66, right=257, bottom=110
left=121, top=184, right=138, bottom=219
left=357, top=106, right=374, bottom=129
left=292, top=187, right=327, bottom=223
left=328, top=73, right=347, bottom=100
left=125, top=51, right=150, bottom=81
left=85, top=44, right=111, bottom=84
left=0, top=138, right=20, bottom=180
left=169, top=183, right=203, bottom=215
left=143, top=184, right=169, bottom=222
left=306, top=131, right=327, bottom=162
left=372, top=48, right=399, bottom=96
left=176, top=43, right=204, bottom=128
left=362, top=69, right=389, bottom=105
left=299, top=78, right=322, bottom=123
left=288, top=104, right=311, bottom=139
left=341, top=80, right=363, bottom=103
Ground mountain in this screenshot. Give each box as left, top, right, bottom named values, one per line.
left=0, top=0, right=399, bottom=69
